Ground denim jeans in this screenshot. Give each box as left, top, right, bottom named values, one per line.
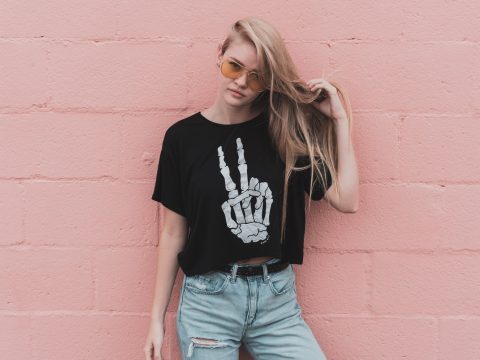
left=176, top=257, right=328, bottom=359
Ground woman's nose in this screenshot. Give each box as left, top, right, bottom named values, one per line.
left=235, top=72, right=249, bottom=87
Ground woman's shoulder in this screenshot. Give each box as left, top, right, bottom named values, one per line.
left=163, top=111, right=203, bottom=141
left=166, top=111, right=202, bottom=132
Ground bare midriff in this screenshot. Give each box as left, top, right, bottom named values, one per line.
left=236, top=256, right=275, bottom=265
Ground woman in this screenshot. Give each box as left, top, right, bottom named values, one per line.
left=144, top=16, right=359, bottom=360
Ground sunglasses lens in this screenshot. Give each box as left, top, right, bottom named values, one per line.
left=220, top=59, right=265, bottom=92
left=221, top=60, right=242, bottom=79
left=248, top=75, right=264, bottom=92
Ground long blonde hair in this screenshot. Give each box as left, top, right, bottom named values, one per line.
left=220, top=16, right=353, bottom=244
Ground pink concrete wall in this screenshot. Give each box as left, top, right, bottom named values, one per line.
left=1, top=2, right=479, bottom=359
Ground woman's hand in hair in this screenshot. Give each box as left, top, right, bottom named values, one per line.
left=306, top=78, right=348, bottom=122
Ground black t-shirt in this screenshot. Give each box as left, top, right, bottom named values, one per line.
left=151, top=110, right=332, bottom=276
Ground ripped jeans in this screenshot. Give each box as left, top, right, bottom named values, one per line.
left=176, top=258, right=328, bottom=359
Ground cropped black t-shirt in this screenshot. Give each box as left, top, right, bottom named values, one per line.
left=151, top=110, right=332, bottom=276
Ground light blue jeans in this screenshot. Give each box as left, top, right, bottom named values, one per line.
left=176, top=257, right=328, bottom=359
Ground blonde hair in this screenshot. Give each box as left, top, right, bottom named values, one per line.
left=220, top=16, right=353, bottom=244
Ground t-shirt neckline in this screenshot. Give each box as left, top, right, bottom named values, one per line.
left=198, top=110, right=266, bottom=128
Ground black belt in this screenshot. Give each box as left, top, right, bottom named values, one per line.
left=218, top=261, right=289, bottom=276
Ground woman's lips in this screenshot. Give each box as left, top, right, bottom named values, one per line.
left=229, top=89, right=245, bottom=97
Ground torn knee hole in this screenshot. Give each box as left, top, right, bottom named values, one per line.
left=187, top=337, right=228, bottom=357
left=192, top=337, right=221, bottom=345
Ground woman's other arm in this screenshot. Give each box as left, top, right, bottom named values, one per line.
left=144, top=205, right=188, bottom=360
left=324, top=117, right=359, bottom=213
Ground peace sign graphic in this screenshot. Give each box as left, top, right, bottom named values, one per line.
left=217, top=137, right=273, bottom=244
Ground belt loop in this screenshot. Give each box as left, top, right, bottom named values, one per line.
left=262, top=263, right=271, bottom=282
left=230, top=264, right=238, bottom=282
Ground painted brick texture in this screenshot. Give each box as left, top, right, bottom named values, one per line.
left=1, top=2, right=479, bottom=359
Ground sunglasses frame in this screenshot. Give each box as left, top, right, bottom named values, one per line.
left=219, top=56, right=266, bottom=93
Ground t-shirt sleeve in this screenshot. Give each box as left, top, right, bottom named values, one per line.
left=298, top=156, right=333, bottom=201
left=151, top=129, right=186, bottom=216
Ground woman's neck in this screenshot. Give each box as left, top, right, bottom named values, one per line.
left=201, top=105, right=264, bottom=125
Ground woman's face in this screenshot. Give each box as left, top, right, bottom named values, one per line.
left=217, top=39, right=264, bottom=107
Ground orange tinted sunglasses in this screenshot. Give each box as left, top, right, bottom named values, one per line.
left=219, top=57, right=266, bottom=92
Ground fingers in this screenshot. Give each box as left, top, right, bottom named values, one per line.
left=144, top=343, right=153, bottom=360
left=218, top=144, right=238, bottom=197
left=144, top=342, right=162, bottom=360
left=236, top=138, right=249, bottom=192
left=237, top=137, right=253, bottom=222
left=154, top=344, right=161, bottom=359
left=222, top=199, right=240, bottom=232
left=219, top=137, right=265, bottom=228
left=307, top=78, right=337, bottom=96
left=217, top=137, right=250, bottom=197
left=252, top=181, right=267, bottom=223
left=218, top=139, right=246, bottom=226
left=219, top=144, right=244, bottom=227
left=241, top=177, right=256, bottom=222
left=263, top=184, right=273, bottom=226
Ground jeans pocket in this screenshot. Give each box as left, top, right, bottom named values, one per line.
left=267, top=265, right=295, bottom=296
left=185, top=271, right=231, bottom=295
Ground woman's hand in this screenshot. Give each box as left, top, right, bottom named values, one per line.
left=307, top=78, right=348, bottom=122
left=144, top=319, right=165, bottom=360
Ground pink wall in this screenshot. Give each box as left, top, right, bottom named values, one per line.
left=1, top=1, right=479, bottom=359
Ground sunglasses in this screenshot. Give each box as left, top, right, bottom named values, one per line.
left=219, top=57, right=266, bottom=93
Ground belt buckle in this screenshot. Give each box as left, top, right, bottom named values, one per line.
left=244, top=266, right=257, bottom=276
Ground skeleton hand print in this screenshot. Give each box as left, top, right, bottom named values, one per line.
left=217, top=137, right=273, bottom=244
